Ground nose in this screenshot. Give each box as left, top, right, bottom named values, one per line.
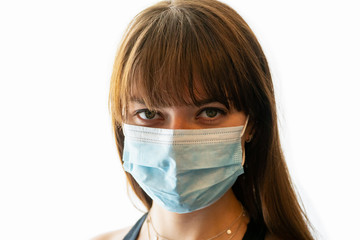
left=168, top=117, right=193, bottom=129
left=166, top=108, right=195, bottom=130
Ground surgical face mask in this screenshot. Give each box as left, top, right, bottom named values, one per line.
left=122, top=121, right=247, bottom=213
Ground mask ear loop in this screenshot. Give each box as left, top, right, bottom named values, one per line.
left=240, top=116, right=249, bottom=166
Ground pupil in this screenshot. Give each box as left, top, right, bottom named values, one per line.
left=145, top=110, right=156, bottom=119
left=206, top=109, right=217, bottom=118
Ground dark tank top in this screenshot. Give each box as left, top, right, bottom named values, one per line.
left=123, top=213, right=266, bottom=240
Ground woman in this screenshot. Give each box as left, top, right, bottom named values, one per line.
left=100, top=0, right=314, bottom=239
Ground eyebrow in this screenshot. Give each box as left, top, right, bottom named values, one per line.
left=129, top=96, right=227, bottom=108
left=193, top=98, right=222, bottom=106
left=130, top=97, right=146, bottom=104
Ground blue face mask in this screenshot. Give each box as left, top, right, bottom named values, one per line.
left=122, top=121, right=247, bottom=213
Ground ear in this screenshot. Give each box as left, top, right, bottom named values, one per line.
left=245, top=121, right=256, bottom=143
left=241, top=120, right=255, bottom=166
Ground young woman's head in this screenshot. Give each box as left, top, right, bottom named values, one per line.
left=110, top=0, right=313, bottom=239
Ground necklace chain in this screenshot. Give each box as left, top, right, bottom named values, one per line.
left=146, top=206, right=245, bottom=240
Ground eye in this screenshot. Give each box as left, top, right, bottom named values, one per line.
left=197, top=108, right=226, bottom=119
left=204, top=109, right=219, bottom=118
left=137, top=109, right=161, bottom=120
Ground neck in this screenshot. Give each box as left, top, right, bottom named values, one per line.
left=147, top=189, right=249, bottom=240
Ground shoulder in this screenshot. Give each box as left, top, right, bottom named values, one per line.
left=91, top=226, right=132, bottom=240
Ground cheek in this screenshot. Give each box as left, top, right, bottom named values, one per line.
left=225, top=111, right=247, bottom=127
left=122, top=110, right=135, bottom=124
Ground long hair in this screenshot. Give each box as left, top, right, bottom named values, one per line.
left=109, top=0, right=314, bottom=239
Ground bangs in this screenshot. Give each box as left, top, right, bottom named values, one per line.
left=112, top=0, right=266, bottom=122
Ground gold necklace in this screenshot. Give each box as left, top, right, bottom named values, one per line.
left=146, top=206, right=245, bottom=240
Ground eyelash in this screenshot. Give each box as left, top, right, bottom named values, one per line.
left=134, top=109, right=162, bottom=120
left=133, top=107, right=227, bottom=122
left=196, top=107, right=227, bottom=121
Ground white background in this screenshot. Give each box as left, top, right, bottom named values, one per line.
left=0, top=0, right=359, bottom=239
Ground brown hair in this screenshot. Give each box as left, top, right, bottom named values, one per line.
left=109, top=0, right=314, bottom=239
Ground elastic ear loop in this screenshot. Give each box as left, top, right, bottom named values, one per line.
left=240, top=116, right=249, bottom=166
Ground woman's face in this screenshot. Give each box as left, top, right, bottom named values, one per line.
left=125, top=90, right=251, bottom=166
left=125, top=93, right=250, bottom=166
